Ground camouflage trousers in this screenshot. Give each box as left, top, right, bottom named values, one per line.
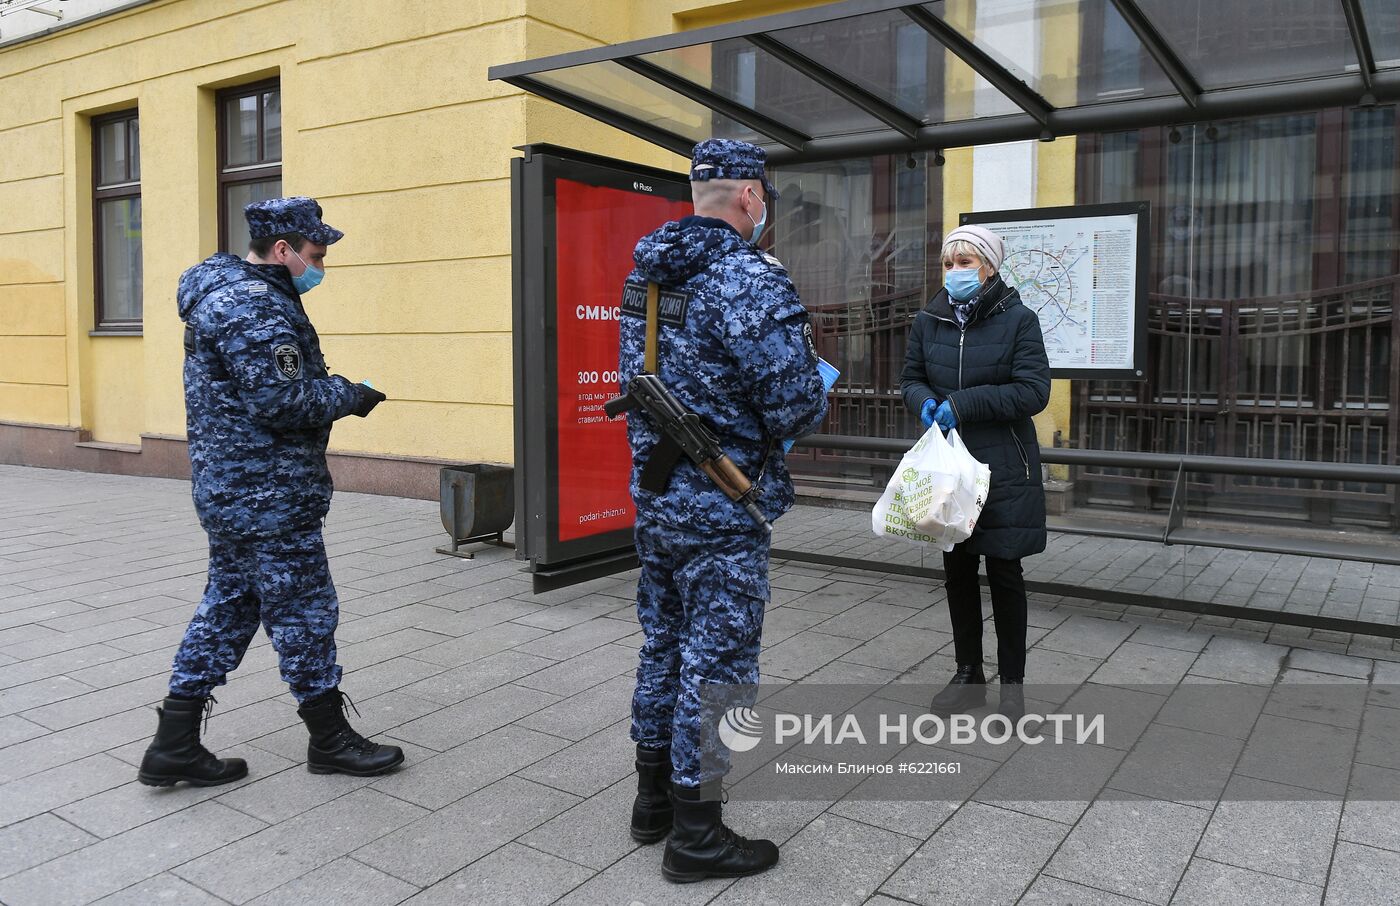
left=169, top=527, right=342, bottom=704
left=630, top=515, right=770, bottom=788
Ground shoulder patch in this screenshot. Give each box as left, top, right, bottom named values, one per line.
left=620, top=282, right=691, bottom=327
left=761, top=251, right=786, bottom=271
left=657, top=289, right=690, bottom=327
left=272, top=343, right=303, bottom=380
left=620, top=283, right=646, bottom=319
left=247, top=282, right=268, bottom=294
left=801, top=320, right=817, bottom=357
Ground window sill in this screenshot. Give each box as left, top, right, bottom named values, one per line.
left=89, top=329, right=143, bottom=337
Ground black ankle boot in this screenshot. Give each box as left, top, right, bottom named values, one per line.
left=997, top=679, right=1025, bottom=723
left=631, top=745, right=673, bottom=844
left=297, top=689, right=404, bottom=776
left=929, top=664, right=987, bottom=715
left=138, top=695, right=248, bottom=787
left=662, top=783, right=779, bottom=883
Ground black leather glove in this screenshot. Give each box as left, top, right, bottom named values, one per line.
left=352, top=383, right=386, bottom=418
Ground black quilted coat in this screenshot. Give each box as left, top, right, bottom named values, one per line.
left=900, top=274, right=1051, bottom=559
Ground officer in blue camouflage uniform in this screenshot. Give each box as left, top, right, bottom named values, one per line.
left=139, top=197, right=402, bottom=787
left=620, top=140, right=829, bottom=883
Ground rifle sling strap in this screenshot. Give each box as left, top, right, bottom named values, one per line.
left=634, top=281, right=761, bottom=499
left=639, top=280, right=670, bottom=491
left=644, top=281, right=659, bottom=375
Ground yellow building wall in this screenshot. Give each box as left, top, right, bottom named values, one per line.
left=0, top=94, right=67, bottom=426
left=86, top=339, right=146, bottom=444
left=0, top=0, right=543, bottom=461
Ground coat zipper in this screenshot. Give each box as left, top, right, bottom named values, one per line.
left=925, top=315, right=968, bottom=389
left=958, top=328, right=965, bottom=389
left=1009, top=426, right=1030, bottom=480
left=926, top=284, right=1014, bottom=407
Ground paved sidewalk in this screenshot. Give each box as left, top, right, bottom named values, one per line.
left=777, top=503, right=1400, bottom=631
left=1, top=463, right=1398, bottom=905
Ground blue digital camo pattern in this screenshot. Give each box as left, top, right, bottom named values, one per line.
left=621, top=204, right=828, bottom=789
left=244, top=196, right=344, bottom=246
left=177, top=253, right=360, bottom=539
left=630, top=515, right=768, bottom=787
left=689, top=138, right=778, bottom=201
left=619, top=216, right=828, bottom=532
left=169, top=527, right=341, bottom=703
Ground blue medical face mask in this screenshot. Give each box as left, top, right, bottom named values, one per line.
left=744, top=187, right=768, bottom=244
left=289, top=247, right=325, bottom=295
left=945, top=267, right=982, bottom=302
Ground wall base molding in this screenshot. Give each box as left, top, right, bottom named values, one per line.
left=0, top=420, right=481, bottom=501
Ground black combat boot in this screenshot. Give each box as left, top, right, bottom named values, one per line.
left=297, top=688, right=404, bottom=776
left=929, top=664, right=987, bottom=715
left=138, top=695, right=248, bottom=787
left=997, top=678, right=1025, bottom=724
left=631, top=745, right=674, bottom=844
left=662, top=783, right=779, bottom=883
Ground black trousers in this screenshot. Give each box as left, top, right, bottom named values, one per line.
left=942, top=547, right=1027, bottom=681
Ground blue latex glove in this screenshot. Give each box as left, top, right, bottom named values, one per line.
left=933, top=400, right=958, bottom=432
left=920, top=399, right=937, bottom=428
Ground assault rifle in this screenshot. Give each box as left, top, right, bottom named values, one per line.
left=605, top=373, right=771, bottom=533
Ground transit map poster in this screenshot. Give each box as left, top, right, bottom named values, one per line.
left=962, top=202, right=1149, bottom=380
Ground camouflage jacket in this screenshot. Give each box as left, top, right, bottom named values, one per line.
left=620, top=216, right=829, bottom=533
left=177, top=253, right=360, bottom=539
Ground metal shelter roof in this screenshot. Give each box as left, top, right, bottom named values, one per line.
left=488, top=0, right=1400, bottom=165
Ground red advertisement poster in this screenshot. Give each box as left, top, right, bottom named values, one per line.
left=554, top=179, right=691, bottom=543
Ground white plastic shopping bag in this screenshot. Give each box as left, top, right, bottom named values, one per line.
left=872, top=426, right=992, bottom=550
left=946, top=429, right=991, bottom=540
left=871, top=425, right=964, bottom=550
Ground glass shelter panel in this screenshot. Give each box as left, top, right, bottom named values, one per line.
left=640, top=39, right=888, bottom=137
left=1361, top=0, right=1400, bottom=69
left=769, top=7, right=1021, bottom=123
left=765, top=104, right=1400, bottom=585
left=1075, top=108, right=1400, bottom=535
left=923, top=0, right=1178, bottom=108
left=1134, top=0, right=1358, bottom=90
left=529, top=61, right=767, bottom=145
left=772, top=152, right=941, bottom=494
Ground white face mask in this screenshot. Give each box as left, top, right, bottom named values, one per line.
left=744, top=187, right=768, bottom=244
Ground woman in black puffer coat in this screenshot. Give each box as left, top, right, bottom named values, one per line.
left=900, top=225, right=1051, bottom=721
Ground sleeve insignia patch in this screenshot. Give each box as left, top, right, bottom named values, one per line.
left=273, top=343, right=303, bottom=380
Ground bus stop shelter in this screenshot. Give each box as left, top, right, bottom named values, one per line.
left=488, top=0, right=1400, bottom=637
left=488, top=0, right=1400, bottom=165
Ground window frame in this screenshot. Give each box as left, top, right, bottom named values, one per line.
left=216, top=78, right=283, bottom=253
left=92, top=108, right=143, bottom=333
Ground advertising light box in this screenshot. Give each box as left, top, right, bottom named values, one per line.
left=512, top=146, right=692, bottom=589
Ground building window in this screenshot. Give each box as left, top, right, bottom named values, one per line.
left=93, top=110, right=142, bottom=330
left=218, top=80, right=282, bottom=253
